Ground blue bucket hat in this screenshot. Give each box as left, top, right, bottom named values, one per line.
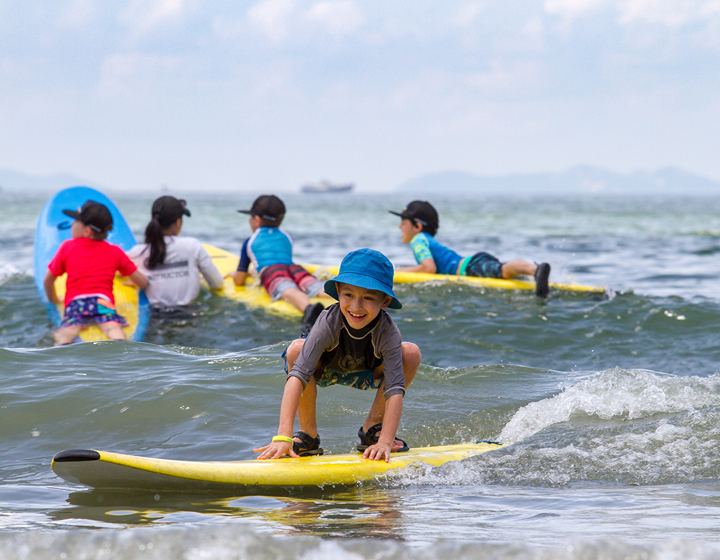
left=324, top=249, right=402, bottom=310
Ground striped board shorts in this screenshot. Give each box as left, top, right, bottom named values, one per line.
left=260, top=264, right=324, bottom=300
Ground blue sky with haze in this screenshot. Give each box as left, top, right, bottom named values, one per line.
left=1, top=0, right=719, bottom=192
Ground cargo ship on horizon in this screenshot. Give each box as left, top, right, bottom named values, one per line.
left=301, top=180, right=354, bottom=193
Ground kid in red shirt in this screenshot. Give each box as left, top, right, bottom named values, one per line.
left=44, top=201, right=148, bottom=345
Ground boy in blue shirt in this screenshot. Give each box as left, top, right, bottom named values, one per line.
left=254, top=249, right=421, bottom=463
left=227, top=195, right=326, bottom=334
left=391, top=200, right=551, bottom=297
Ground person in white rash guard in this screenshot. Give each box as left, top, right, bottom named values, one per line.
left=127, top=196, right=224, bottom=308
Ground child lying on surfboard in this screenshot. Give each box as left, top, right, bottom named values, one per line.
left=390, top=200, right=552, bottom=297
left=255, top=249, right=421, bottom=463
left=226, top=194, right=328, bottom=336
left=43, top=201, right=148, bottom=345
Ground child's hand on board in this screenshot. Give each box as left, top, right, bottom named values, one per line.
left=254, top=439, right=299, bottom=460
left=362, top=442, right=393, bottom=463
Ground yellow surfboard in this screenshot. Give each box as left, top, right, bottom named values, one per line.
left=52, top=442, right=502, bottom=491
left=51, top=274, right=145, bottom=342
left=203, top=243, right=603, bottom=319
left=202, top=244, right=331, bottom=318
left=304, top=265, right=604, bottom=294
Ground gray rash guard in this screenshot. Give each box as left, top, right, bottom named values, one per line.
left=289, top=304, right=406, bottom=400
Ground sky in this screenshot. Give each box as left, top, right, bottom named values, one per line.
left=1, top=0, right=719, bottom=193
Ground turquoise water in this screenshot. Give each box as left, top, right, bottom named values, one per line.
left=2, top=191, right=720, bottom=559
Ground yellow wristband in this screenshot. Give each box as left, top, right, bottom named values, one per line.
left=272, top=435, right=294, bottom=444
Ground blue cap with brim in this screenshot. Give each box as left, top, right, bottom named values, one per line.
left=324, top=248, right=402, bottom=310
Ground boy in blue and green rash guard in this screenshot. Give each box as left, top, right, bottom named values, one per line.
left=390, top=200, right=552, bottom=297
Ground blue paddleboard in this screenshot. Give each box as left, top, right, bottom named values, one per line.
left=34, top=186, right=149, bottom=342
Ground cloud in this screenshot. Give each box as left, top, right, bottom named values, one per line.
left=97, top=53, right=181, bottom=98
left=619, top=0, right=719, bottom=27
left=545, top=0, right=720, bottom=26
left=119, top=0, right=186, bottom=34
left=468, top=60, right=542, bottom=97
left=4, top=2, right=720, bottom=190
left=545, top=0, right=607, bottom=16
left=453, top=2, right=487, bottom=27
left=247, top=0, right=297, bottom=42
left=305, top=1, right=364, bottom=36
left=247, top=0, right=363, bottom=42
left=56, top=0, right=98, bottom=29
left=211, top=15, right=244, bottom=41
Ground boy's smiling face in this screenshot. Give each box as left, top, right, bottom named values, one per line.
left=336, top=282, right=392, bottom=329
left=399, top=218, right=422, bottom=243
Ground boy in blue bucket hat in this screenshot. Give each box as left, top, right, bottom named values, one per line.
left=255, top=248, right=421, bottom=463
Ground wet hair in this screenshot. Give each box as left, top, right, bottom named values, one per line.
left=144, top=196, right=189, bottom=269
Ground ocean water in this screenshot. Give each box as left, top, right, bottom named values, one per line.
left=2, top=191, right=720, bottom=559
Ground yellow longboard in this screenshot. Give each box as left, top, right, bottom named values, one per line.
left=52, top=442, right=502, bottom=491
left=52, top=274, right=145, bottom=342
left=202, top=244, right=331, bottom=318
left=203, top=243, right=603, bottom=319
left=303, top=264, right=604, bottom=294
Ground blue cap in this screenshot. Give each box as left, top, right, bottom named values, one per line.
left=324, top=249, right=402, bottom=310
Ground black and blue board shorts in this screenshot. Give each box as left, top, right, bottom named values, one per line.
left=460, top=252, right=504, bottom=279
left=282, top=347, right=383, bottom=391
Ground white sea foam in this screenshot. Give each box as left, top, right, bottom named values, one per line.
left=0, top=524, right=718, bottom=560
left=0, top=263, right=26, bottom=286
left=498, top=368, right=720, bottom=444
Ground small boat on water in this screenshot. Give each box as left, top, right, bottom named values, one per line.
left=301, top=180, right=354, bottom=193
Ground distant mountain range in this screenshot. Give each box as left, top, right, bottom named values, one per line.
left=3, top=165, right=719, bottom=196
left=0, top=169, right=97, bottom=193
left=396, top=166, right=720, bottom=196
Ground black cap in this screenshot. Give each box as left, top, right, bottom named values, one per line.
left=62, top=200, right=113, bottom=233
left=152, top=196, right=191, bottom=226
left=238, top=195, right=286, bottom=223
left=389, top=200, right=439, bottom=235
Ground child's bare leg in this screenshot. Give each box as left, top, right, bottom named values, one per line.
left=281, top=287, right=312, bottom=313
left=297, top=378, right=318, bottom=438
left=363, top=342, right=421, bottom=445
left=99, top=322, right=127, bottom=341
left=53, top=326, right=82, bottom=346
left=285, top=338, right=319, bottom=438
left=500, top=260, right=536, bottom=279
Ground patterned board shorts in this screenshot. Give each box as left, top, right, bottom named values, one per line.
left=261, top=264, right=325, bottom=300
left=313, top=368, right=382, bottom=391
left=462, top=252, right=504, bottom=279
left=282, top=347, right=383, bottom=391
left=59, top=296, right=128, bottom=329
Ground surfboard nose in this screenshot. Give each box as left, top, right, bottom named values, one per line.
left=52, top=449, right=101, bottom=463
